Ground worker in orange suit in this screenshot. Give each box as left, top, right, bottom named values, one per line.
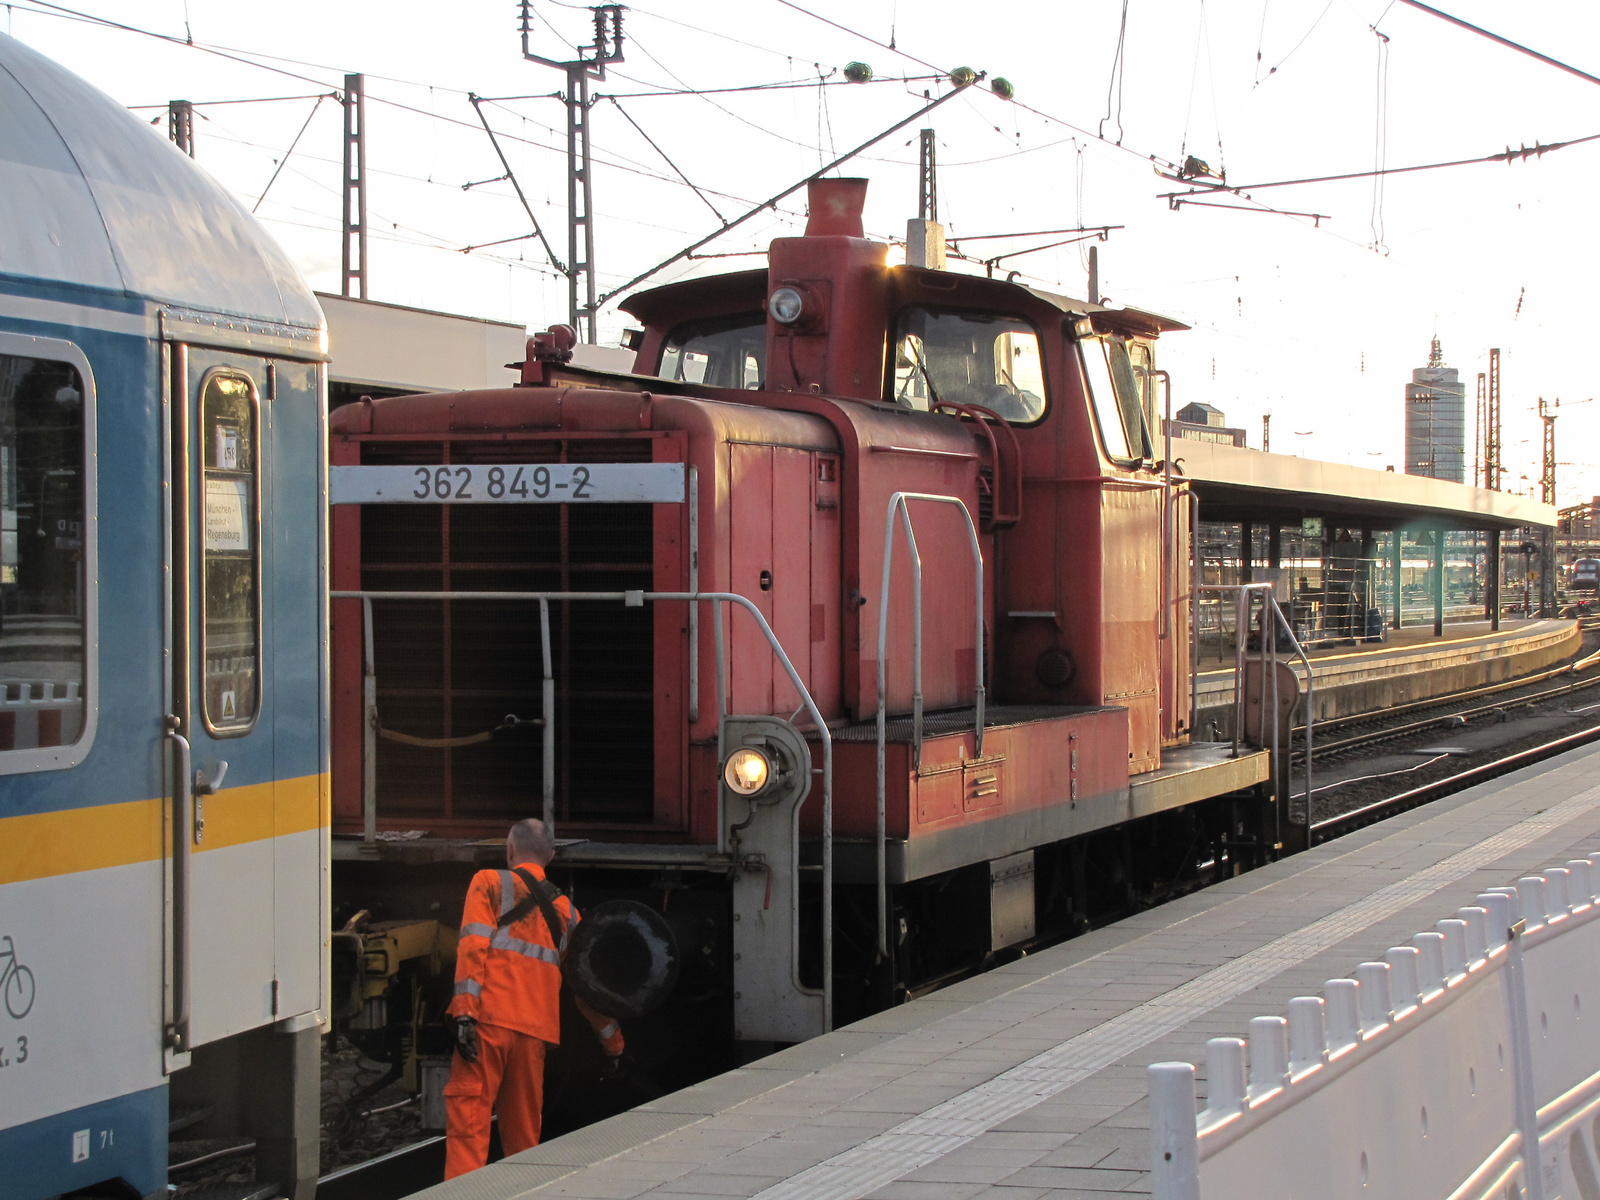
left=443, top=817, right=624, bottom=1178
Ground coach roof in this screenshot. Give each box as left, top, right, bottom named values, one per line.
left=0, top=32, right=321, bottom=330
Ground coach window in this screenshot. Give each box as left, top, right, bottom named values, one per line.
left=0, top=351, right=88, bottom=757
left=200, top=371, right=260, bottom=735
left=891, top=309, right=1046, bottom=423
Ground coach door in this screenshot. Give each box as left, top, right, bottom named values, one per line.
left=165, top=334, right=326, bottom=1060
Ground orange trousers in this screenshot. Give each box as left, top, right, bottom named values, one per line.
left=443, top=1022, right=548, bottom=1179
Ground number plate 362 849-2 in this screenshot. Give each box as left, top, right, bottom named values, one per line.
left=330, top=463, right=686, bottom=505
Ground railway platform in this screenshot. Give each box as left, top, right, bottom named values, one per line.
left=405, top=735, right=1600, bottom=1200
left=1196, top=615, right=1579, bottom=727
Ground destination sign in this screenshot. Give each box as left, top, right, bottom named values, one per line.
left=331, top=462, right=686, bottom=505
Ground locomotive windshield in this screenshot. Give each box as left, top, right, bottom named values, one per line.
left=1081, top=333, right=1153, bottom=462
left=659, top=312, right=765, bottom=389
left=891, top=309, right=1046, bottom=423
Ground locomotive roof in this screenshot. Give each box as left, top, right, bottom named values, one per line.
left=0, top=33, right=322, bottom=330
left=619, top=264, right=1186, bottom=338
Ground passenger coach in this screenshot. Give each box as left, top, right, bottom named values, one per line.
left=0, top=34, right=328, bottom=1200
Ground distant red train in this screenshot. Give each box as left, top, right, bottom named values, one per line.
left=326, top=179, right=1275, bottom=1088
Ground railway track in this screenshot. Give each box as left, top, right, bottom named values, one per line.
left=1298, top=632, right=1600, bottom=760
left=1310, top=722, right=1600, bottom=844
left=1307, top=665, right=1600, bottom=759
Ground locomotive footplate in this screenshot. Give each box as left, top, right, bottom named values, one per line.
left=820, top=703, right=1268, bottom=886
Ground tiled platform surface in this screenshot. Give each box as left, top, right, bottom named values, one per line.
left=412, top=741, right=1600, bottom=1200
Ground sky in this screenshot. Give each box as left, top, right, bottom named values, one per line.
left=7, top=0, right=1599, bottom=506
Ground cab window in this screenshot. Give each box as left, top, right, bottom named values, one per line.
left=658, top=313, right=765, bottom=389
left=890, top=309, right=1045, bottom=423
left=1126, top=339, right=1156, bottom=432
left=201, top=371, right=260, bottom=734
left=1081, top=334, right=1151, bottom=462
left=0, top=350, right=88, bottom=756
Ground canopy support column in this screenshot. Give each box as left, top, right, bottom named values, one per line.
left=1489, top=529, right=1502, bottom=632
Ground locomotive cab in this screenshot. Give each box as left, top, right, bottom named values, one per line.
left=623, top=179, right=1193, bottom=768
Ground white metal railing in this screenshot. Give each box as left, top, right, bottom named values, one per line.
left=874, top=492, right=985, bottom=959
left=1194, top=584, right=1314, bottom=823
left=1150, top=855, right=1600, bottom=1200
left=333, top=586, right=836, bottom=1030
left=0, top=679, right=84, bottom=749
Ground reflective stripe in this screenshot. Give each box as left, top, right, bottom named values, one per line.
left=560, top=911, right=578, bottom=954
left=454, top=979, right=481, bottom=997
left=460, top=922, right=494, bottom=940
left=488, top=928, right=561, bottom=965
left=497, top=870, right=517, bottom=918
left=597, top=1021, right=620, bottom=1041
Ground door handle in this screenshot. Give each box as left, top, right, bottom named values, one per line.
left=192, top=760, right=228, bottom=844
left=165, top=720, right=192, bottom=1052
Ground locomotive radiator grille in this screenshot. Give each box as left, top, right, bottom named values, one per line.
left=360, top=437, right=656, bottom=824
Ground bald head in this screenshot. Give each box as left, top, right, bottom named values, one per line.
left=507, top=818, right=555, bottom=866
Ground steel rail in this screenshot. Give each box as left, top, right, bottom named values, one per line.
left=1305, top=655, right=1600, bottom=758
left=1310, top=721, right=1600, bottom=844
left=1305, top=640, right=1600, bottom=738
left=1308, top=673, right=1600, bottom=760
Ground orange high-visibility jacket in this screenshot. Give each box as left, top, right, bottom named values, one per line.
left=446, top=860, right=623, bottom=1053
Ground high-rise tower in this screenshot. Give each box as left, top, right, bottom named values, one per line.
left=1404, top=336, right=1466, bottom=483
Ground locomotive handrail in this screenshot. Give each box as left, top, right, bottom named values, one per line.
left=1197, top=583, right=1315, bottom=826
left=874, top=492, right=985, bottom=960
left=930, top=402, right=1023, bottom=528
left=333, top=586, right=835, bottom=1031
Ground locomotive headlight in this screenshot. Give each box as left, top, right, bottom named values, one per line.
left=768, top=286, right=806, bottom=326
left=723, top=746, right=772, bottom=796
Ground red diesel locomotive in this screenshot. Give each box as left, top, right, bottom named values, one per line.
left=326, top=179, right=1276, bottom=1092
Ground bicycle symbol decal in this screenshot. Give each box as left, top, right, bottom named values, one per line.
left=1, top=936, right=36, bottom=1019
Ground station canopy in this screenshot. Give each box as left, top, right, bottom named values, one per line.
left=1173, top=441, right=1555, bottom=532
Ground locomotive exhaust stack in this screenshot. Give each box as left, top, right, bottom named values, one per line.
left=765, top=178, right=890, bottom=401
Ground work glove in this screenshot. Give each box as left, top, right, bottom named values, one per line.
left=454, top=1016, right=480, bottom=1064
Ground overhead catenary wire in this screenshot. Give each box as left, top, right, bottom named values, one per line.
left=622, top=31, right=851, bottom=161
left=128, top=92, right=331, bottom=109
left=16, top=0, right=334, bottom=88
left=1098, top=0, right=1130, bottom=144
left=6, top=0, right=961, bottom=303
left=1366, top=22, right=1390, bottom=253
left=252, top=92, right=332, bottom=213
left=597, top=82, right=976, bottom=305
left=18, top=0, right=1434, bottom=321
left=606, top=98, right=728, bottom=225
left=1254, top=0, right=1337, bottom=86
left=465, top=93, right=566, bottom=271
left=765, top=0, right=1180, bottom=172
left=1159, top=131, right=1600, bottom=199
left=1395, top=0, right=1600, bottom=90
